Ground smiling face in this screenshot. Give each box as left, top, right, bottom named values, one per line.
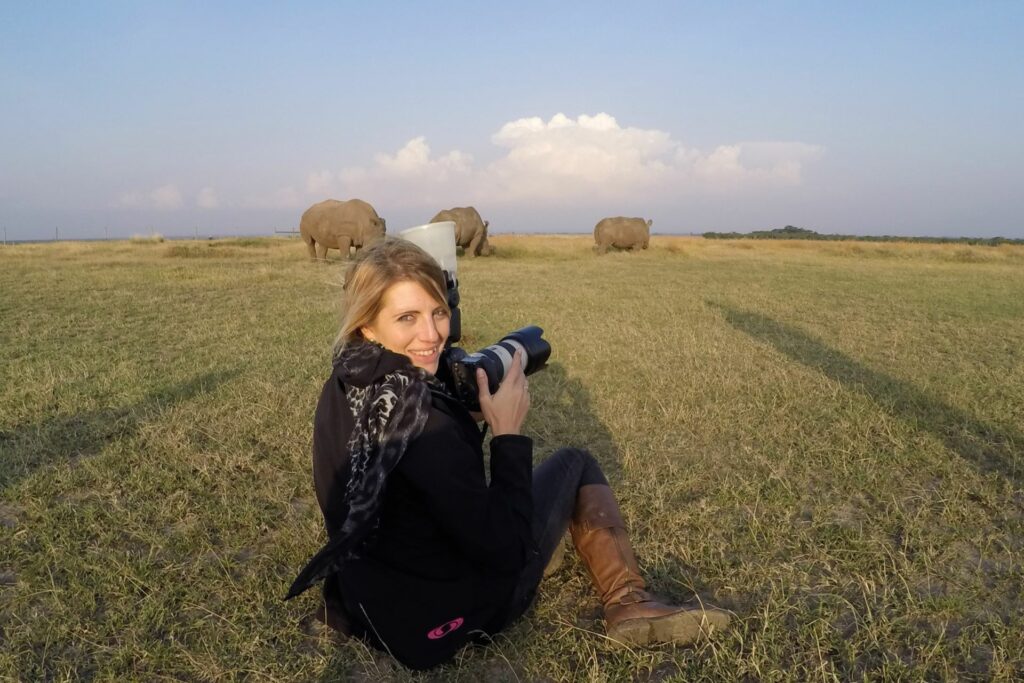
left=360, top=279, right=450, bottom=374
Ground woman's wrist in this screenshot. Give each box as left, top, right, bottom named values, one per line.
left=488, top=419, right=518, bottom=436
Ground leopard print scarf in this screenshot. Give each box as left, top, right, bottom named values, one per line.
left=286, top=341, right=439, bottom=600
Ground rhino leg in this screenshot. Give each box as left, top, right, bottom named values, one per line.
left=304, top=235, right=317, bottom=260
left=595, top=242, right=609, bottom=255
left=315, top=242, right=329, bottom=262
left=337, top=236, right=353, bottom=259
left=468, top=231, right=484, bottom=257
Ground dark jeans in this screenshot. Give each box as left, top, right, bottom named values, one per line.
left=489, top=447, right=608, bottom=630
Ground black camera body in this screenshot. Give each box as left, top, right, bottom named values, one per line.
left=444, top=326, right=551, bottom=411
left=443, top=270, right=462, bottom=346
left=438, top=271, right=550, bottom=412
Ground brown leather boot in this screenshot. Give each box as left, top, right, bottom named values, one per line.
left=570, top=484, right=732, bottom=646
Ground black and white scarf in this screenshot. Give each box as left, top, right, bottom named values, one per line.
left=286, top=341, right=438, bottom=600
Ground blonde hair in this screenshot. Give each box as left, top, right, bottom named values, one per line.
left=334, top=238, right=449, bottom=356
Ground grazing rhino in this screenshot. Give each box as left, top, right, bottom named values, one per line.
left=594, top=216, right=652, bottom=254
left=299, top=198, right=386, bottom=261
left=430, top=206, right=493, bottom=257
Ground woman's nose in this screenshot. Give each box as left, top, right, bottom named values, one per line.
left=418, top=317, right=440, bottom=342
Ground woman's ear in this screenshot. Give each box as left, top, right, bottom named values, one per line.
left=359, top=326, right=374, bottom=343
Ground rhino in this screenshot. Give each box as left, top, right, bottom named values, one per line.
left=594, top=216, right=652, bottom=254
left=430, top=206, right=493, bottom=257
left=299, top=198, right=386, bottom=261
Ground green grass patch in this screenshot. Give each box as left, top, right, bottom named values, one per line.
left=2, top=236, right=1023, bottom=680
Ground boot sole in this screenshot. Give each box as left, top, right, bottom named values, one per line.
left=542, top=539, right=566, bottom=578
left=607, top=608, right=731, bottom=647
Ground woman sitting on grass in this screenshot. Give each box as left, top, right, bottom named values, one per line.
left=287, top=238, right=731, bottom=670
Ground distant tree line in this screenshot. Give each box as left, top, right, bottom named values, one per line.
left=702, top=225, right=1023, bottom=246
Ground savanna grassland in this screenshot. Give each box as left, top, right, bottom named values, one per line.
left=1, top=235, right=1023, bottom=682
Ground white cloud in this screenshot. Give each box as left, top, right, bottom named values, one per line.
left=264, top=112, right=823, bottom=212
left=117, top=184, right=183, bottom=209
left=483, top=112, right=678, bottom=200
left=305, top=170, right=335, bottom=196
left=109, top=115, right=824, bottom=219
left=150, top=185, right=183, bottom=208
left=374, top=136, right=472, bottom=178
left=196, top=186, right=219, bottom=209
left=694, top=142, right=824, bottom=186
left=338, top=137, right=474, bottom=205
left=244, top=185, right=305, bottom=210
left=480, top=114, right=825, bottom=200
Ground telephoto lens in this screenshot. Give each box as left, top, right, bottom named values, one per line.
left=445, top=326, right=551, bottom=411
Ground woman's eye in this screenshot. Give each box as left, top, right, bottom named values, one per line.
left=398, top=314, right=414, bottom=322
left=434, top=309, right=449, bottom=319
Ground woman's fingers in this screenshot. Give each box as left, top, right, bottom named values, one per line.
left=507, top=349, right=525, bottom=384
left=475, top=368, right=492, bottom=408
left=474, top=350, right=531, bottom=436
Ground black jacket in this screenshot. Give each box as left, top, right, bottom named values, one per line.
left=311, top=348, right=534, bottom=670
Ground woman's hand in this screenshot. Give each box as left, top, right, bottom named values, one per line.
left=475, top=349, right=530, bottom=436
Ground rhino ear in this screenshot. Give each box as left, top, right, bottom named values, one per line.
left=484, top=220, right=489, bottom=228
left=646, top=219, right=653, bottom=227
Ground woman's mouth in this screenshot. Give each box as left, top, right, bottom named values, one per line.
left=409, top=346, right=439, bottom=362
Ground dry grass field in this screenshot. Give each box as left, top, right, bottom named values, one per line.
left=2, top=235, right=1023, bottom=681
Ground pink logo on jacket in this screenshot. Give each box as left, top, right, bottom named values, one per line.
left=427, top=617, right=464, bottom=639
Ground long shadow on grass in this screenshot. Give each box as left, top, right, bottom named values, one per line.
left=0, top=370, right=238, bottom=491
left=314, top=361, right=624, bottom=680
left=712, top=303, right=1023, bottom=486
left=530, top=361, right=624, bottom=484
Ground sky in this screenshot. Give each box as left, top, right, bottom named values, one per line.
left=2, top=1, right=1023, bottom=240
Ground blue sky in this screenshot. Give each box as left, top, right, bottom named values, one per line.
left=2, top=1, right=1023, bottom=240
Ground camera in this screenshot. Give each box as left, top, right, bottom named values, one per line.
left=442, top=326, right=551, bottom=411
left=396, top=221, right=550, bottom=411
